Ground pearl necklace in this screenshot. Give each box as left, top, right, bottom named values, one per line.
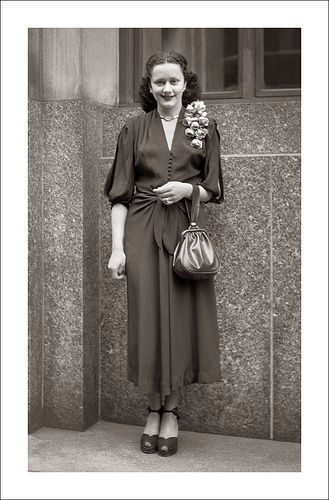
left=159, top=113, right=179, bottom=122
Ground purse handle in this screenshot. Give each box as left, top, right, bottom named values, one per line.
left=185, top=185, right=200, bottom=225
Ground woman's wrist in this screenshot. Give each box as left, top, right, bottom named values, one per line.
left=198, top=185, right=212, bottom=203
left=112, top=245, right=124, bottom=252
left=184, top=183, right=193, bottom=200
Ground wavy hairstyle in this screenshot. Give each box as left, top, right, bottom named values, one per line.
left=138, top=51, right=201, bottom=113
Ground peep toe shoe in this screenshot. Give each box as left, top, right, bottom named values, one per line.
left=157, top=407, right=180, bottom=457
left=140, top=405, right=163, bottom=454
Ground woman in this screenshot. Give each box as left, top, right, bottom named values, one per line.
left=104, top=51, right=224, bottom=457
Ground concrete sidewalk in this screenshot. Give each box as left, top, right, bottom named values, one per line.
left=28, top=420, right=301, bottom=472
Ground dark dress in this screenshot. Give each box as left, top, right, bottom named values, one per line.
left=104, top=105, right=224, bottom=396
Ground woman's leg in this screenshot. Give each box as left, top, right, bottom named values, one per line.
left=143, top=392, right=162, bottom=437
left=163, top=389, right=180, bottom=409
left=159, top=389, right=181, bottom=439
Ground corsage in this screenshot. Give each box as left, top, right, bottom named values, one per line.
left=183, top=100, right=209, bottom=149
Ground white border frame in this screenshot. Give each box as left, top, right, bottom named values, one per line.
left=1, top=1, right=328, bottom=499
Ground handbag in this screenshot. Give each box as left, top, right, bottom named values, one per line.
left=173, top=185, right=220, bottom=280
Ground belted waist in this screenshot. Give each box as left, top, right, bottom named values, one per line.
left=131, top=187, right=190, bottom=254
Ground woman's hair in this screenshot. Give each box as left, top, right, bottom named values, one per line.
left=138, top=51, right=201, bottom=112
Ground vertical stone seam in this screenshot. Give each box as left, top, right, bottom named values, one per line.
left=40, top=29, right=44, bottom=101
left=98, top=112, right=102, bottom=421
left=40, top=104, right=45, bottom=417
left=269, top=160, right=274, bottom=440
left=80, top=29, right=83, bottom=98
left=40, top=28, right=45, bottom=420
left=82, top=100, right=85, bottom=426
left=80, top=31, right=86, bottom=427
left=98, top=162, right=102, bottom=421
left=115, top=28, right=119, bottom=107
left=98, top=106, right=114, bottom=418
left=100, top=112, right=104, bottom=159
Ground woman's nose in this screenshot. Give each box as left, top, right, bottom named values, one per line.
left=163, top=82, right=172, bottom=93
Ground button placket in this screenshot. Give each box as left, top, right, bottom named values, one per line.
left=168, top=151, right=173, bottom=180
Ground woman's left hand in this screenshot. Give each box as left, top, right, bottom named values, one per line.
left=152, top=182, right=192, bottom=205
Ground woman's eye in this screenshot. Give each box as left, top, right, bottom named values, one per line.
left=155, top=80, right=178, bottom=85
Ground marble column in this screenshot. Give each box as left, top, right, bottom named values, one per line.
left=28, top=28, right=118, bottom=431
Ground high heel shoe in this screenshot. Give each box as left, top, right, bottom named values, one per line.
left=140, top=405, right=163, bottom=454
left=157, top=407, right=180, bottom=457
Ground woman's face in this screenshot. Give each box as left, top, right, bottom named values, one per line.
left=149, top=63, right=186, bottom=115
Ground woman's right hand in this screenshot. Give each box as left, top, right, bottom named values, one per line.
left=107, top=249, right=126, bottom=279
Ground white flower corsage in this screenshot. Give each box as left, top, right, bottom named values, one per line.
left=183, top=100, right=209, bottom=149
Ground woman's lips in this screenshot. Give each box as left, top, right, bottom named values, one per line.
left=162, top=95, right=174, bottom=100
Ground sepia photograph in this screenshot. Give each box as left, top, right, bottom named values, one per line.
left=28, top=25, right=301, bottom=472
left=1, top=1, right=328, bottom=499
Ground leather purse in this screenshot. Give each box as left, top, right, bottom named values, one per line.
left=173, top=185, right=220, bottom=280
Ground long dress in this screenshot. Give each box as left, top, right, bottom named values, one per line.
left=104, top=105, right=224, bottom=396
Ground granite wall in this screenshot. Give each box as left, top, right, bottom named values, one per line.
left=100, top=102, right=301, bottom=442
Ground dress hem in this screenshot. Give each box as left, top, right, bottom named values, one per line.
left=127, top=369, right=221, bottom=396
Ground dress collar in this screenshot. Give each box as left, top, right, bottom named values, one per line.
left=155, top=105, right=186, bottom=123
left=154, top=105, right=186, bottom=154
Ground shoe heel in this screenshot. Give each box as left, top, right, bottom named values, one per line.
left=140, top=406, right=163, bottom=454
left=157, top=407, right=180, bottom=457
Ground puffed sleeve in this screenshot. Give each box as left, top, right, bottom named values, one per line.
left=104, top=120, right=135, bottom=209
left=197, top=118, right=224, bottom=204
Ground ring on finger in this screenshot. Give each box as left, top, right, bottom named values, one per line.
left=165, top=197, right=170, bottom=204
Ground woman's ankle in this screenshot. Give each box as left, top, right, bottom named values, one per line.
left=145, top=391, right=161, bottom=411
left=163, top=390, right=180, bottom=411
